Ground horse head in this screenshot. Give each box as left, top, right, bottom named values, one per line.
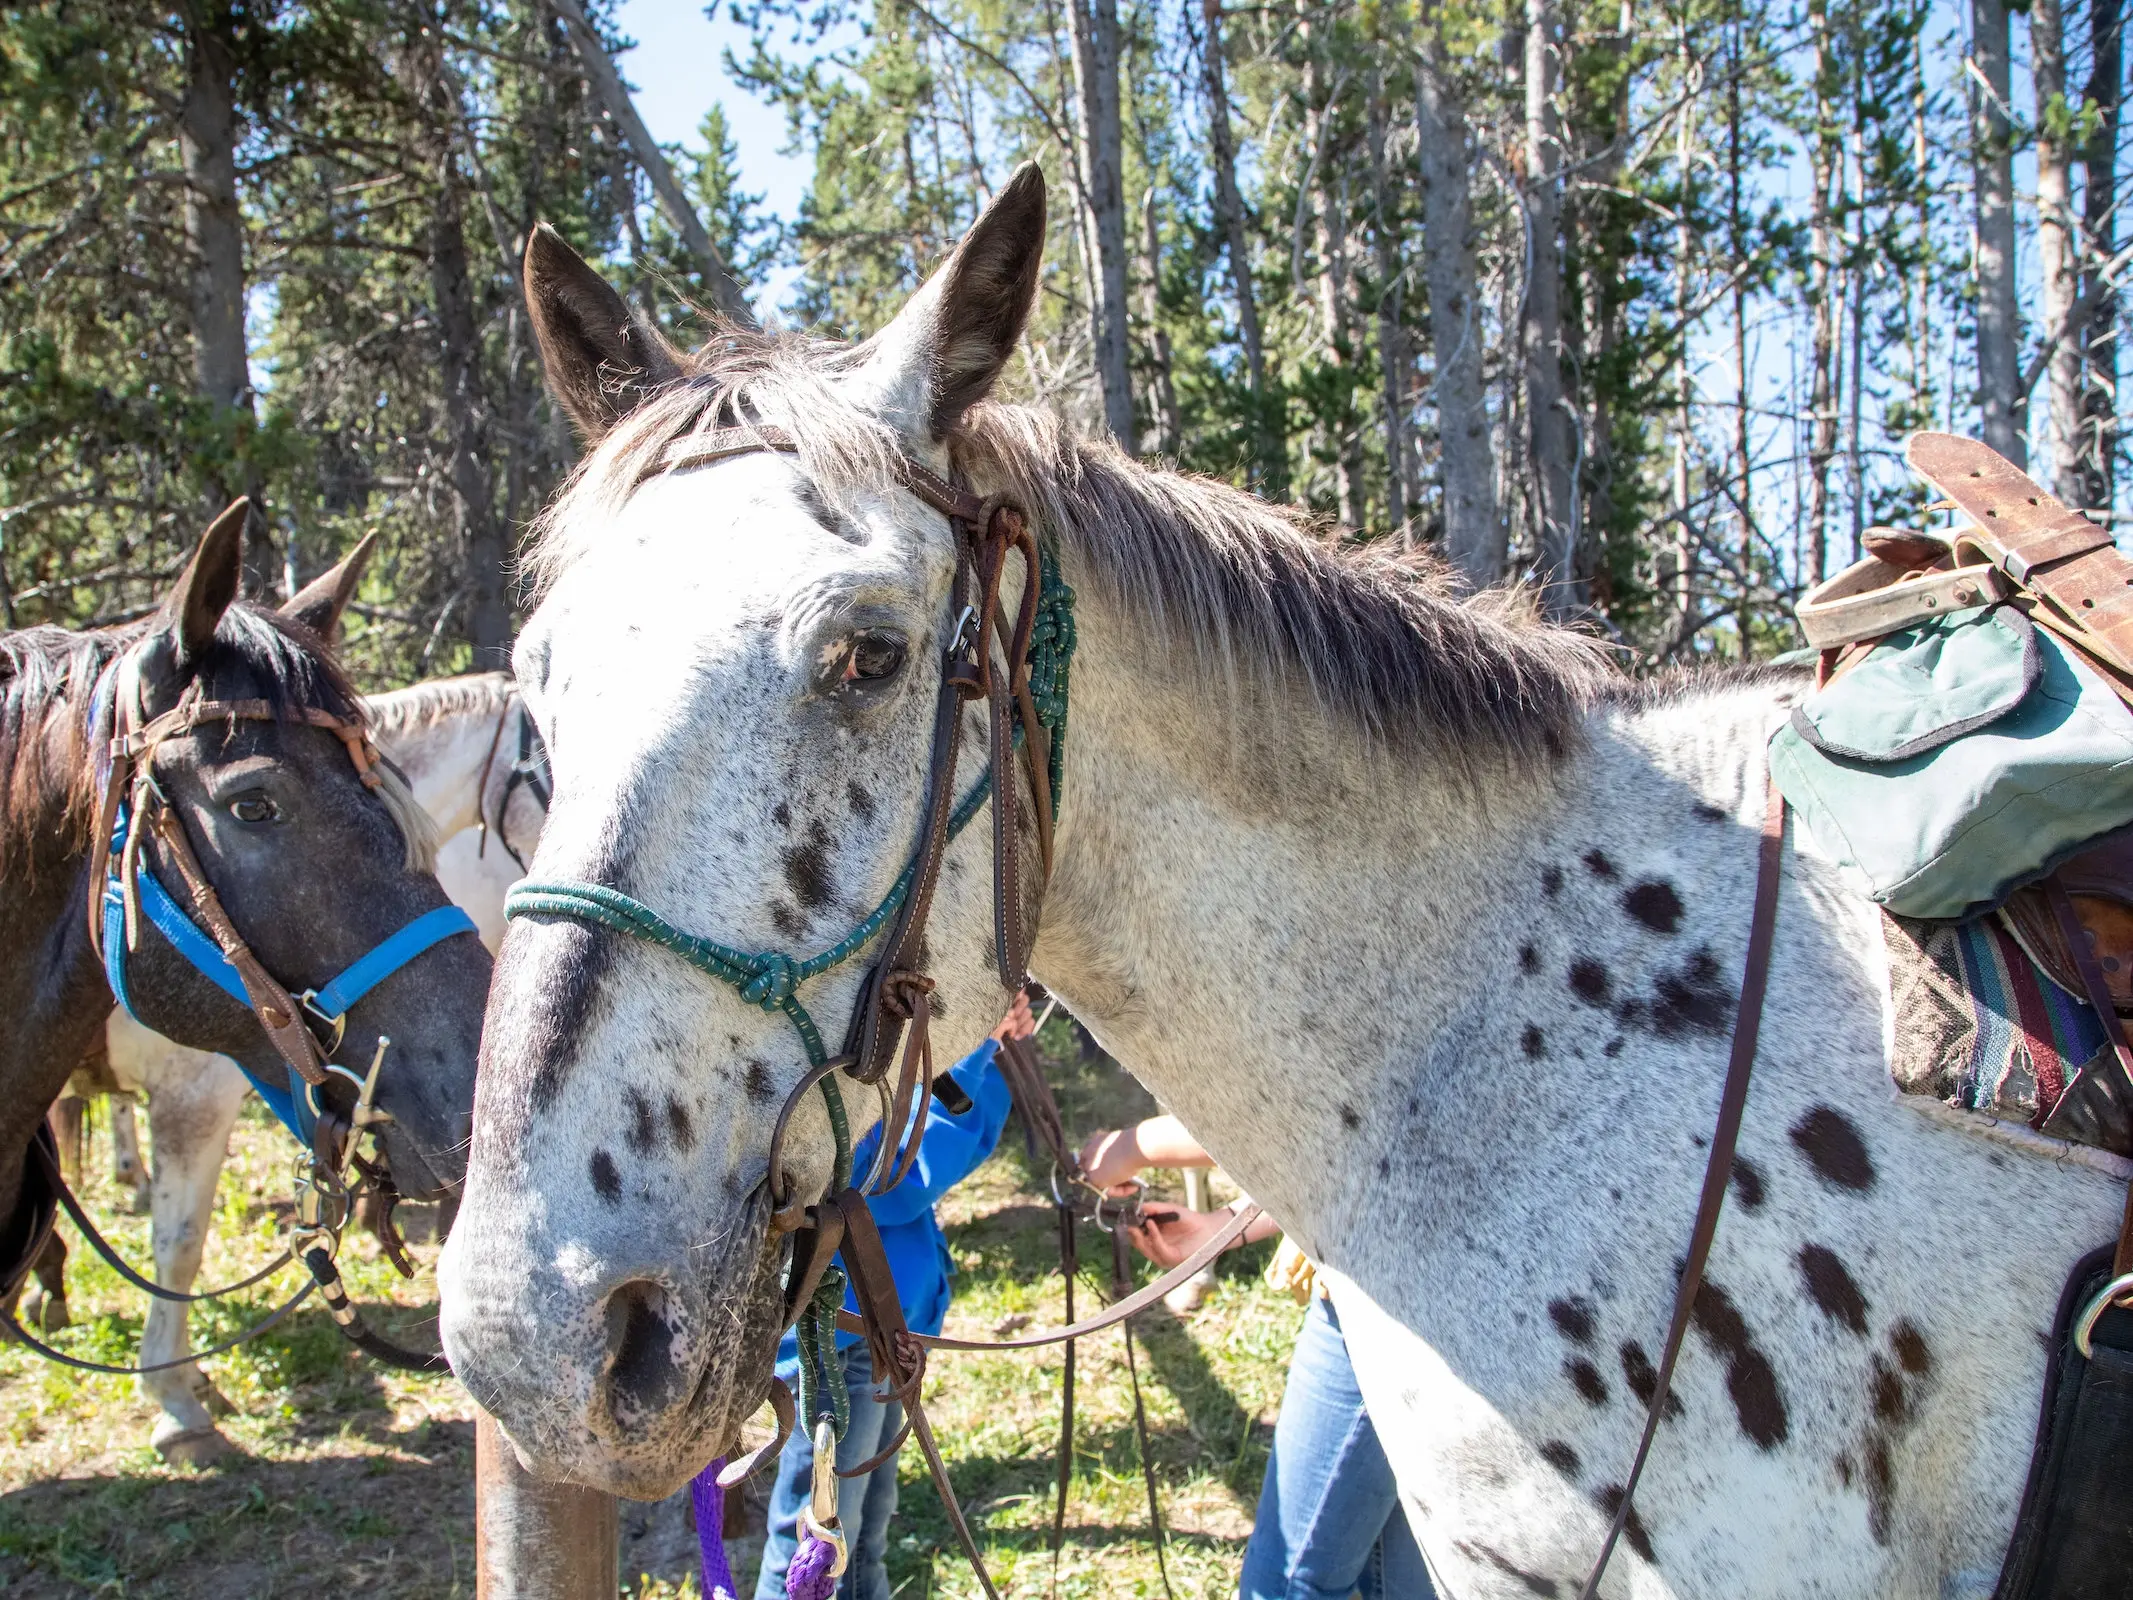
left=442, top=167, right=1052, bottom=1495
left=98, top=502, right=492, bottom=1199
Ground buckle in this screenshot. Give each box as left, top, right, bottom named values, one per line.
left=2074, top=1270, right=2133, bottom=1360
left=300, top=990, right=348, bottom=1054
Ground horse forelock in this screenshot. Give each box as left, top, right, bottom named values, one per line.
left=525, top=327, right=1618, bottom=772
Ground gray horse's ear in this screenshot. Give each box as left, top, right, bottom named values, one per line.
left=281, top=529, right=377, bottom=643
left=524, top=222, right=685, bottom=443
left=924, top=164, right=1046, bottom=437
left=165, top=499, right=249, bottom=666
left=855, top=164, right=1047, bottom=442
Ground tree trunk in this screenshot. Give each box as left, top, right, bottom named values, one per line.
left=1139, top=190, right=1182, bottom=457
left=1416, top=13, right=1501, bottom=584
left=1365, top=72, right=1412, bottom=534
left=178, top=2, right=254, bottom=514
left=2079, top=0, right=2123, bottom=512
left=1523, top=0, right=1579, bottom=613
left=1669, top=30, right=1697, bottom=644
left=1301, top=38, right=1361, bottom=528
left=409, top=36, right=509, bottom=668
left=1806, top=0, right=1840, bottom=584
left=547, top=0, right=754, bottom=326
left=2036, top=0, right=2085, bottom=493
left=1201, top=0, right=1281, bottom=494
left=1974, top=0, right=2025, bottom=464
left=1066, top=0, right=1135, bottom=450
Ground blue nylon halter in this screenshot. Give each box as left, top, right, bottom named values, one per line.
left=101, top=801, right=478, bottom=1142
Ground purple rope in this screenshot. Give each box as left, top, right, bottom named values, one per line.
left=786, top=1533, right=841, bottom=1600
left=691, top=1459, right=740, bottom=1600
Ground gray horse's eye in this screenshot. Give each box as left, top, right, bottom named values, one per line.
left=228, top=793, right=281, bottom=825
left=843, top=631, right=907, bottom=684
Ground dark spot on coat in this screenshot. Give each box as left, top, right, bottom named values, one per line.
left=781, top=818, right=836, bottom=910
left=1864, top=1436, right=1895, bottom=1543
left=845, top=782, right=875, bottom=821
left=743, top=1061, right=775, bottom=1103
left=624, top=1088, right=658, bottom=1155
left=1539, top=1439, right=1581, bottom=1477
left=1519, top=942, right=1540, bottom=976
left=1522, top=1023, right=1546, bottom=1059
left=1691, top=1278, right=1789, bottom=1448
left=1729, top=1157, right=1765, bottom=1210
left=1603, top=1037, right=1624, bottom=1058
left=1834, top=1451, right=1855, bottom=1487
left=503, top=919, right=616, bottom=1118
left=1339, top=1104, right=1361, bottom=1131
left=1891, top=1319, right=1932, bottom=1375
left=1542, top=865, right=1564, bottom=897
left=770, top=901, right=805, bottom=939
left=1868, top=1354, right=1908, bottom=1424
left=1584, top=848, right=1619, bottom=880
left=1693, top=801, right=1728, bottom=822
left=1569, top=959, right=1612, bottom=1006
left=665, top=1096, right=694, bottom=1152
left=1456, top=1542, right=1559, bottom=1597
left=1377, top=1156, right=1391, bottom=1177
left=1622, top=880, right=1685, bottom=934
left=1798, top=1245, right=1869, bottom=1335
left=772, top=802, right=792, bottom=829
left=1619, top=1340, right=1684, bottom=1419
left=1549, top=1296, right=1597, bottom=1346
left=1566, top=1357, right=1609, bottom=1406
left=1790, top=1105, right=1877, bottom=1191
left=1621, top=947, right=1732, bottom=1037
left=1592, top=1485, right=1656, bottom=1562
left=590, top=1149, right=621, bottom=1202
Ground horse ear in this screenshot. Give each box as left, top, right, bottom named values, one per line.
left=524, top=222, right=684, bottom=443
left=860, top=164, right=1047, bottom=441
left=165, top=499, right=249, bottom=666
left=281, top=529, right=377, bottom=643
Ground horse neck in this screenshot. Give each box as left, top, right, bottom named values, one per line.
left=371, top=699, right=503, bottom=838
left=1030, top=590, right=1783, bottom=1258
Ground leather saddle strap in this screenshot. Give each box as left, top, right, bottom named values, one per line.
left=1905, top=433, right=2133, bottom=677
left=145, top=801, right=328, bottom=1089
left=837, top=1201, right=1263, bottom=1351
left=1577, top=779, right=1786, bottom=1600
left=834, top=1189, right=1006, bottom=1600
left=2044, top=882, right=2133, bottom=1281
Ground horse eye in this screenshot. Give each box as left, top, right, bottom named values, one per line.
left=844, top=632, right=907, bottom=683
left=229, top=794, right=281, bottom=825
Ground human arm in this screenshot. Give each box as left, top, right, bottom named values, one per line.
left=1077, top=1113, right=1211, bottom=1192
left=1123, top=1200, right=1280, bottom=1269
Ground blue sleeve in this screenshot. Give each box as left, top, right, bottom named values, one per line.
left=863, top=1039, right=1014, bottom=1228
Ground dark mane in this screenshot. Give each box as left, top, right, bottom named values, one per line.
left=528, top=325, right=1618, bottom=767
left=1, top=604, right=365, bottom=873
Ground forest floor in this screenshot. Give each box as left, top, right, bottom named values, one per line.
left=0, top=1019, right=1295, bottom=1598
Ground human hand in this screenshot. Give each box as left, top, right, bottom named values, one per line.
left=1077, top=1126, right=1143, bottom=1193
left=991, top=989, right=1035, bottom=1044
left=1125, top=1204, right=1236, bottom=1270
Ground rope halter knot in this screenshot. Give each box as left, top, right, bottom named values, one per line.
left=740, top=951, right=802, bottom=1010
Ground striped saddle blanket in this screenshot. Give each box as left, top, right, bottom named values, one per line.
left=1884, top=911, right=2133, bottom=1160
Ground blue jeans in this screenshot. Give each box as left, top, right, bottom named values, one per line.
left=755, top=1345, right=903, bottom=1600
left=1241, top=1297, right=1435, bottom=1600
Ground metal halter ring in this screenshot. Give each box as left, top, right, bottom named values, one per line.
left=2073, top=1270, right=2133, bottom=1360
left=300, top=989, right=349, bottom=1054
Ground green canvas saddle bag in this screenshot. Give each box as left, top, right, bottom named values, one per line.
left=1769, top=602, right=2133, bottom=920
left=1771, top=434, right=2133, bottom=923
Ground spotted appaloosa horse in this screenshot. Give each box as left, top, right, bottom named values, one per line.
left=36, top=673, right=543, bottom=1462
left=438, top=168, right=2123, bottom=1598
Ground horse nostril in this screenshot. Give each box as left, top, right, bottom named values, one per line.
left=601, top=1279, right=688, bottom=1423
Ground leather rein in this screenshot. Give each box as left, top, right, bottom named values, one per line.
left=505, top=427, right=1258, bottom=1597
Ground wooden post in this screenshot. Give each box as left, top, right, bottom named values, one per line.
left=475, top=1411, right=620, bottom=1600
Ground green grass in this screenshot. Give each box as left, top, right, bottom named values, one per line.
left=2, top=1022, right=1298, bottom=1597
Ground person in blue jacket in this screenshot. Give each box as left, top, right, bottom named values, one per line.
left=753, top=993, right=1026, bottom=1600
